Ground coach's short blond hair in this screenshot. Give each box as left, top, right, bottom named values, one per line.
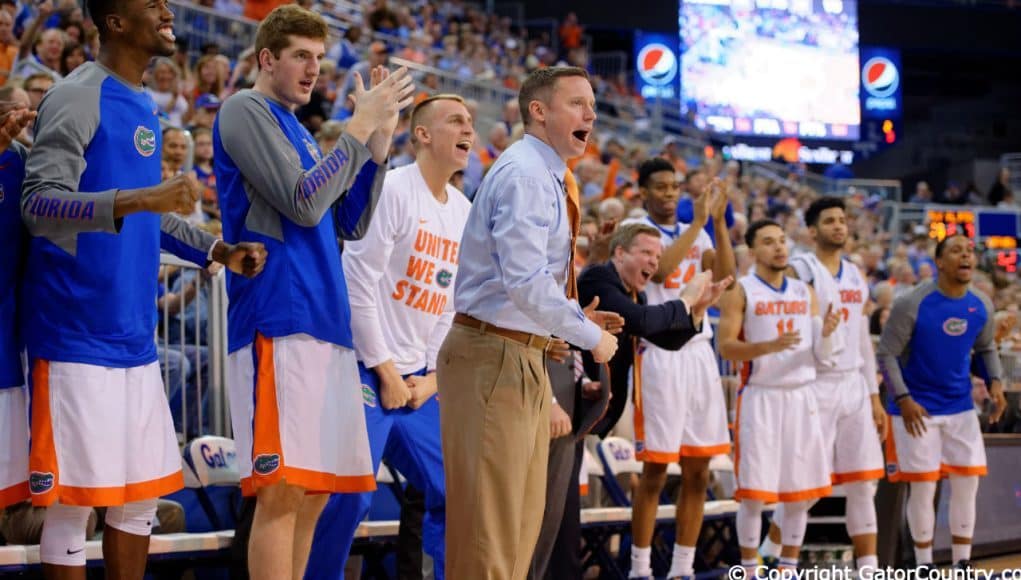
left=609, top=222, right=660, bottom=257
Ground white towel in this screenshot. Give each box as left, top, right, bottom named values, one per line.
left=789, top=253, right=845, bottom=367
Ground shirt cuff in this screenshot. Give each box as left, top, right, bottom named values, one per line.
left=206, top=240, right=220, bottom=263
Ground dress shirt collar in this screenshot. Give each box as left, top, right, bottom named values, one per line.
left=523, top=133, right=567, bottom=181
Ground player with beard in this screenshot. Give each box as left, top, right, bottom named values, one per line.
left=878, top=234, right=1006, bottom=572
left=620, top=158, right=736, bottom=580
left=760, top=197, right=886, bottom=578
left=717, top=220, right=840, bottom=575
left=19, top=0, right=267, bottom=574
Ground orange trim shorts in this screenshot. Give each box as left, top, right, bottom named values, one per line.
left=0, top=385, right=29, bottom=508
left=885, top=410, right=987, bottom=482
left=227, top=333, right=375, bottom=496
left=734, top=383, right=832, bottom=502
left=28, top=360, right=183, bottom=507
left=813, top=371, right=884, bottom=484
left=634, top=339, right=731, bottom=464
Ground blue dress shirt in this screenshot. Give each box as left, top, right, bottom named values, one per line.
left=454, top=134, right=602, bottom=349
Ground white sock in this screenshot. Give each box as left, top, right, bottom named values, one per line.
left=741, top=558, right=759, bottom=575
left=778, top=557, right=799, bottom=570
left=668, top=544, right=696, bottom=578
left=952, top=543, right=972, bottom=564
left=630, top=545, right=652, bottom=578
left=915, top=546, right=933, bottom=565
left=759, top=534, right=782, bottom=559
left=857, top=555, right=879, bottom=578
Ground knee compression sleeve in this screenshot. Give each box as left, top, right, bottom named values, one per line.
left=949, top=476, right=979, bottom=539
left=844, top=480, right=878, bottom=537
left=40, top=503, right=93, bottom=566
left=737, top=500, right=765, bottom=549
left=780, top=500, right=812, bottom=547
left=105, top=499, right=158, bottom=537
left=906, top=481, right=937, bottom=544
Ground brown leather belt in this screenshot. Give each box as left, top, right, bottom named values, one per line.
left=453, top=313, right=554, bottom=351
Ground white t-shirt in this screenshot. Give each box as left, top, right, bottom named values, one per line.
left=343, top=162, right=471, bottom=375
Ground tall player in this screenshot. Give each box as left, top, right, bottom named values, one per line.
left=0, top=104, right=34, bottom=512
left=622, top=157, right=735, bottom=580
left=717, top=220, right=839, bottom=574
left=761, top=197, right=886, bottom=577
left=213, top=5, right=414, bottom=579
left=878, top=234, right=1006, bottom=571
left=303, top=94, right=474, bottom=580
left=19, top=0, right=266, bottom=574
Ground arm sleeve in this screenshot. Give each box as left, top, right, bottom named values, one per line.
left=813, top=316, right=834, bottom=362
left=21, top=83, right=120, bottom=236
left=334, top=159, right=386, bottom=241
left=877, top=293, right=919, bottom=398
left=491, top=175, right=601, bottom=349
left=217, top=93, right=372, bottom=228
left=975, top=293, right=1004, bottom=383
left=342, top=178, right=400, bottom=369
left=859, top=315, right=880, bottom=394
left=159, top=214, right=218, bottom=266
left=426, top=309, right=454, bottom=372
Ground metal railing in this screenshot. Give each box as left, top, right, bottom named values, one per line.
left=158, top=253, right=230, bottom=440
left=1002, top=153, right=1021, bottom=195
left=169, top=0, right=258, bottom=62
left=588, top=51, right=628, bottom=81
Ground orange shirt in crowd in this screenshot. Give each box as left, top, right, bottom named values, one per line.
left=244, top=0, right=288, bottom=21
left=560, top=23, right=583, bottom=50
left=0, top=44, right=17, bottom=83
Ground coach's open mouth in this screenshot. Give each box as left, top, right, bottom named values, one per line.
left=572, top=130, right=589, bottom=144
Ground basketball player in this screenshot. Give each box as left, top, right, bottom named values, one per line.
left=878, top=234, right=1006, bottom=571
left=213, top=5, right=414, bottom=579
left=717, top=219, right=840, bottom=574
left=761, top=197, right=886, bottom=577
left=0, top=104, right=34, bottom=511
left=19, top=0, right=266, bottom=574
left=304, top=94, right=474, bottom=580
left=621, top=158, right=735, bottom=580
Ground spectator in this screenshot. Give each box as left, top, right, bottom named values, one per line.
left=314, top=119, right=344, bottom=152
left=21, top=71, right=52, bottom=112
left=326, top=26, right=362, bottom=70
left=909, top=180, right=933, bottom=203
left=58, top=38, right=83, bottom=76
left=989, top=167, right=1012, bottom=206
left=227, top=46, right=258, bottom=92
left=192, top=54, right=225, bottom=103
left=191, top=127, right=219, bottom=220
left=189, top=93, right=221, bottom=131
left=0, top=9, right=16, bottom=83
left=162, top=126, right=189, bottom=175
left=15, top=22, right=63, bottom=79
left=147, top=57, right=189, bottom=126
left=558, top=11, right=583, bottom=52
left=331, top=40, right=389, bottom=120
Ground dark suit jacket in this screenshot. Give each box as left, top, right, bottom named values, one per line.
left=576, top=261, right=701, bottom=437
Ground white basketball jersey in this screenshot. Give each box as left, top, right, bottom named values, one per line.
left=623, top=217, right=715, bottom=342
left=738, top=274, right=816, bottom=388
left=797, top=259, right=868, bottom=373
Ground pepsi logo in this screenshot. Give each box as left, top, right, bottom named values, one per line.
left=637, top=43, right=678, bottom=87
left=862, top=57, right=899, bottom=98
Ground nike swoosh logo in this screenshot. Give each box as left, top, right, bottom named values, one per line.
left=0, top=163, right=9, bottom=170
left=67, top=547, right=84, bottom=555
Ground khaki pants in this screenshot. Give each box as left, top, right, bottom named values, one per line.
left=437, top=323, right=551, bottom=580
